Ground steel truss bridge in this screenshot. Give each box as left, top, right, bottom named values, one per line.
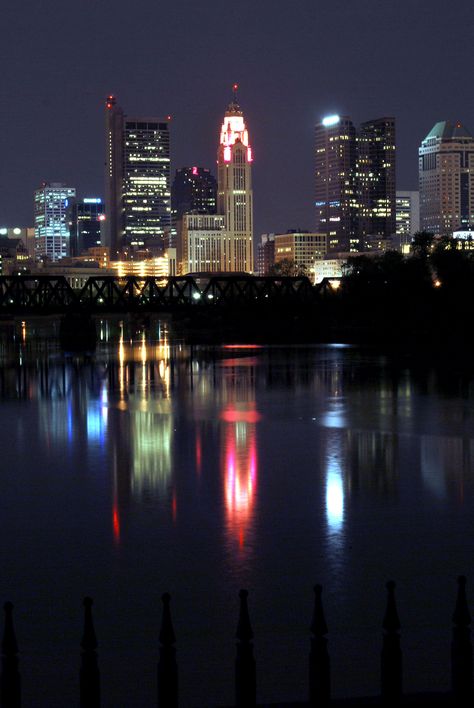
left=0, top=275, right=316, bottom=315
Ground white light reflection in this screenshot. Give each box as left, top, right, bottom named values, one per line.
left=326, top=466, right=344, bottom=531
left=325, top=436, right=345, bottom=535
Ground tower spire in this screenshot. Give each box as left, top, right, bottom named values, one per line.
left=232, top=83, right=239, bottom=102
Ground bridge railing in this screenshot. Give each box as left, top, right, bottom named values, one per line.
left=1, top=578, right=472, bottom=706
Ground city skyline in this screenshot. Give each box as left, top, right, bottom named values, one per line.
left=1, top=0, right=473, bottom=239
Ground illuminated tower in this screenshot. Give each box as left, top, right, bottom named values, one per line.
left=315, top=114, right=396, bottom=252
left=315, top=115, right=357, bottom=252
left=105, top=95, right=171, bottom=258
left=217, top=85, right=253, bottom=272
left=34, top=182, right=76, bottom=261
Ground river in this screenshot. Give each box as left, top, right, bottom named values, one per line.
left=0, top=316, right=473, bottom=706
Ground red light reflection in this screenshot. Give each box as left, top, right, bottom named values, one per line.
left=223, top=404, right=258, bottom=550
left=221, top=405, right=261, bottom=424
left=172, top=491, right=177, bottom=523
left=112, top=503, right=120, bottom=543
left=196, top=432, right=202, bottom=475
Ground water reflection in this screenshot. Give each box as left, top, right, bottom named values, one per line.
left=222, top=404, right=259, bottom=554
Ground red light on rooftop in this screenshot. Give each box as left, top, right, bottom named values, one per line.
left=233, top=83, right=239, bottom=91
left=167, top=115, right=172, bottom=121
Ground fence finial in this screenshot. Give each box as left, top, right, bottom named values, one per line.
left=309, top=584, right=330, bottom=706
left=451, top=575, right=472, bottom=701
left=235, top=589, right=256, bottom=707
left=1, top=602, right=21, bottom=708
left=236, top=589, right=253, bottom=643
left=381, top=580, right=402, bottom=704
left=80, top=597, right=100, bottom=708
left=159, top=593, right=176, bottom=647
left=157, top=592, right=178, bottom=708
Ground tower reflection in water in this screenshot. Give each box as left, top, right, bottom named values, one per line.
left=221, top=405, right=259, bottom=552
left=217, top=353, right=260, bottom=572
left=109, top=323, right=174, bottom=540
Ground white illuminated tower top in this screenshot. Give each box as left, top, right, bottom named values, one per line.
left=217, top=85, right=253, bottom=273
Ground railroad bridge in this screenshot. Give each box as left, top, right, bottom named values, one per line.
left=0, top=274, right=316, bottom=315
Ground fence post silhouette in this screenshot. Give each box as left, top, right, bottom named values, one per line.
left=1, top=602, right=20, bottom=708
left=80, top=597, right=100, bottom=708
left=381, top=580, right=402, bottom=705
left=309, top=584, right=330, bottom=706
left=157, top=593, right=178, bottom=708
left=451, top=575, right=472, bottom=703
left=235, top=589, right=256, bottom=708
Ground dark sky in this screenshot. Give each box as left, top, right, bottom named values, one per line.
left=1, top=0, right=473, bottom=238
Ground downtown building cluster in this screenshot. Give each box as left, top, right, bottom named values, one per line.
left=1, top=96, right=474, bottom=282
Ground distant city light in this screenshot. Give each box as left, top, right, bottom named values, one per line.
left=322, top=114, right=340, bottom=127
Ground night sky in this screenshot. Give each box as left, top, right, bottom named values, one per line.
left=1, top=0, right=473, bottom=238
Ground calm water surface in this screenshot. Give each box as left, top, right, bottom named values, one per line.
left=1, top=318, right=474, bottom=706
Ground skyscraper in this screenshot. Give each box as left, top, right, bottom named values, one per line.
left=179, top=87, right=254, bottom=275
left=34, top=182, right=76, bottom=261
left=315, top=114, right=396, bottom=252
left=419, top=121, right=474, bottom=235
left=172, top=167, right=217, bottom=225
left=315, top=115, right=357, bottom=252
left=217, top=86, right=253, bottom=272
left=68, top=198, right=105, bottom=256
left=105, top=95, right=171, bottom=258
left=358, top=118, right=396, bottom=241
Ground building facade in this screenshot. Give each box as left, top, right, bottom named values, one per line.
left=256, top=233, right=275, bottom=275
left=315, top=115, right=358, bottom=252
left=172, top=167, right=217, bottom=225
left=105, top=95, right=171, bottom=258
left=315, top=114, right=396, bottom=252
left=396, top=190, right=420, bottom=252
left=217, top=92, right=253, bottom=272
left=419, top=121, right=474, bottom=235
left=34, top=182, right=76, bottom=261
left=274, top=231, right=327, bottom=281
left=357, top=118, right=396, bottom=240
left=180, top=214, right=227, bottom=273
left=68, top=198, right=105, bottom=256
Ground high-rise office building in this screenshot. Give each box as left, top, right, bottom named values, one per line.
left=358, top=118, right=396, bottom=240
left=315, top=114, right=396, bottom=252
left=396, top=191, right=420, bottom=252
left=105, top=95, right=171, bottom=258
left=315, top=115, right=357, bottom=252
left=180, top=214, right=227, bottom=273
left=419, top=121, right=474, bottom=235
left=68, top=198, right=105, bottom=256
left=180, top=88, right=254, bottom=274
left=172, top=167, right=217, bottom=224
left=216, top=88, right=253, bottom=272
left=172, top=167, right=217, bottom=255
left=34, top=182, right=76, bottom=261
